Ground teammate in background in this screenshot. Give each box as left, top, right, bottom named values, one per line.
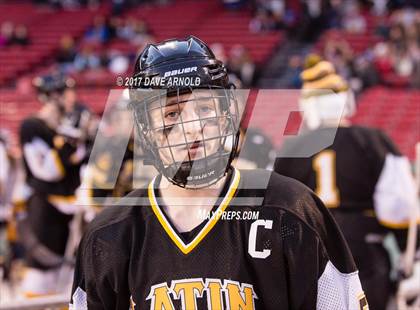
left=33, top=72, right=97, bottom=155
left=0, top=132, right=13, bottom=278
left=17, top=74, right=86, bottom=296
left=82, top=100, right=135, bottom=211
left=0, top=131, right=25, bottom=280
left=0, top=132, right=12, bottom=222
left=61, top=78, right=98, bottom=158
left=274, top=56, right=420, bottom=309
left=71, top=37, right=367, bottom=309
left=232, top=127, right=276, bottom=170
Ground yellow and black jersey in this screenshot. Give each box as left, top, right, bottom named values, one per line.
left=19, top=116, right=81, bottom=196
left=19, top=116, right=82, bottom=270
left=71, top=169, right=367, bottom=310
left=274, top=126, right=419, bottom=249
left=274, top=125, right=420, bottom=301
left=86, top=137, right=134, bottom=206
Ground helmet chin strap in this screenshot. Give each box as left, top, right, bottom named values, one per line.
left=163, top=150, right=231, bottom=188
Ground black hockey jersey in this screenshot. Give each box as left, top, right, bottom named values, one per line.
left=19, top=117, right=81, bottom=196
left=274, top=126, right=419, bottom=271
left=87, top=136, right=134, bottom=206
left=70, top=168, right=367, bottom=310
left=19, top=116, right=82, bottom=270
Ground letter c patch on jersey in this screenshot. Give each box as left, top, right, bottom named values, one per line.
left=248, top=220, right=273, bottom=259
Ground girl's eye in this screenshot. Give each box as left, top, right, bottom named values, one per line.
left=199, top=105, right=214, bottom=114
left=165, top=111, right=179, bottom=119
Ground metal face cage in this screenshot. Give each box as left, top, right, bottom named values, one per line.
left=130, top=86, right=241, bottom=188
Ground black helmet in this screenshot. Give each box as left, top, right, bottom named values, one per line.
left=33, top=72, right=75, bottom=103
left=129, top=36, right=241, bottom=188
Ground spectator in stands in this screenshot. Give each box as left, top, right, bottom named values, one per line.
left=0, top=22, right=14, bottom=47
left=108, top=50, right=129, bottom=74
left=288, top=54, right=303, bottom=88
left=296, top=0, right=329, bottom=41
left=33, top=0, right=82, bottom=9
left=389, top=23, right=407, bottom=52
left=373, top=41, right=394, bottom=75
left=223, top=0, right=246, bottom=10
left=73, top=45, right=102, bottom=72
left=371, top=0, right=388, bottom=16
left=84, top=15, right=110, bottom=45
left=227, top=44, right=256, bottom=87
left=342, top=2, right=366, bottom=34
left=321, top=36, right=381, bottom=92
left=117, top=17, right=137, bottom=40
left=389, top=7, right=417, bottom=29
left=116, top=17, right=154, bottom=48
left=323, top=0, right=344, bottom=29
left=249, top=8, right=277, bottom=33
left=370, top=9, right=419, bottom=88
left=132, top=19, right=153, bottom=46
left=108, top=16, right=123, bottom=40
left=394, top=47, right=415, bottom=77
left=250, top=0, right=290, bottom=33
left=56, top=35, right=77, bottom=72
left=351, top=52, right=379, bottom=91
left=10, top=24, right=30, bottom=46
left=323, top=38, right=354, bottom=80
left=112, top=0, right=126, bottom=16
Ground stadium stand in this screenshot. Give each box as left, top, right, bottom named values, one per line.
left=1, top=0, right=283, bottom=144
left=119, top=0, right=281, bottom=64
left=242, top=87, right=419, bottom=161
left=314, top=28, right=382, bottom=55
left=0, top=3, right=109, bottom=85
left=352, top=86, right=420, bottom=160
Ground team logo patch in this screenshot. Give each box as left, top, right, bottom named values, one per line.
left=144, top=278, right=257, bottom=310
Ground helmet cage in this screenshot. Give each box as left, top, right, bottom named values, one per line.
left=130, top=85, right=241, bottom=188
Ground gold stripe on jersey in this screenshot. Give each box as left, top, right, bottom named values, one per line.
left=51, top=150, right=65, bottom=178
left=362, top=210, right=376, bottom=217
left=301, top=60, right=335, bottom=82
left=302, top=74, right=349, bottom=98
left=48, top=194, right=77, bottom=204
left=148, top=168, right=241, bottom=255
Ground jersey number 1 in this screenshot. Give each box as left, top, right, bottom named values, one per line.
left=313, top=150, right=340, bottom=208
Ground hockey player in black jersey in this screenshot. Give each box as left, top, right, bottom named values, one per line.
left=18, top=74, right=86, bottom=296
left=70, top=37, right=368, bottom=310
left=274, top=56, right=420, bottom=309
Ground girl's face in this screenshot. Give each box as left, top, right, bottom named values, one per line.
left=147, top=90, right=229, bottom=166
